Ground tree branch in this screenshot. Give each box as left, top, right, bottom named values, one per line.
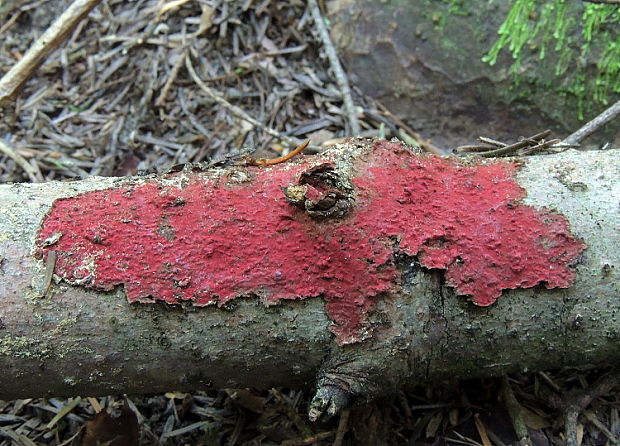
left=563, top=98, right=620, bottom=145
left=0, top=140, right=618, bottom=420
left=0, top=0, right=103, bottom=105
left=307, top=0, right=361, bottom=136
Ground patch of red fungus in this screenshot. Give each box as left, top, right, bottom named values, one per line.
left=37, top=141, right=584, bottom=344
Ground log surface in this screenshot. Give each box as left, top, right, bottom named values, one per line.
left=0, top=139, right=618, bottom=405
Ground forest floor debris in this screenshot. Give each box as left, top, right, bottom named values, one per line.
left=1, top=1, right=619, bottom=444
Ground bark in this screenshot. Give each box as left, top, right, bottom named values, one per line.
left=0, top=139, right=618, bottom=419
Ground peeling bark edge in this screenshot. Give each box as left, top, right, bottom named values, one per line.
left=0, top=139, right=618, bottom=406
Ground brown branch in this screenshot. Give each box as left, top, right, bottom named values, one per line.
left=563, top=98, right=620, bottom=145
left=0, top=141, right=618, bottom=421
left=456, top=130, right=552, bottom=157
left=501, top=376, right=532, bottom=446
left=307, top=0, right=361, bottom=136
left=0, top=0, right=103, bottom=105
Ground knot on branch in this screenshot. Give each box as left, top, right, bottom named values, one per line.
left=281, top=163, right=354, bottom=219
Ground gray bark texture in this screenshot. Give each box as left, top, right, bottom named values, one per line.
left=0, top=139, right=618, bottom=418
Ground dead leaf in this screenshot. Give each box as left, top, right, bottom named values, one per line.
left=226, top=389, right=265, bottom=414
left=82, top=404, right=139, bottom=446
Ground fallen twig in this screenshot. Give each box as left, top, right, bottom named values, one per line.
left=583, top=411, right=620, bottom=445
left=0, top=139, right=41, bottom=182
left=307, top=0, right=361, bottom=136
left=501, top=376, right=532, bottom=446
left=542, top=370, right=620, bottom=446
left=375, top=101, right=444, bottom=155
left=478, top=136, right=506, bottom=148
left=0, top=0, right=103, bottom=105
left=155, top=47, right=189, bottom=107
left=563, top=98, right=620, bottom=145
left=185, top=54, right=300, bottom=149
left=477, top=130, right=551, bottom=157
left=0, top=10, right=22, bottom=36
left=454, top=144, right=494, bottom=153
left=456, top=130, right=553, bottom=157
left=520, top=138, right=560, bottom=155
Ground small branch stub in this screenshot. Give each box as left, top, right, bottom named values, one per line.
left=282, top=163, right=354, bottom=219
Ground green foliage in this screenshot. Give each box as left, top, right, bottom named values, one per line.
left=482, top=0, right=620, bottom=119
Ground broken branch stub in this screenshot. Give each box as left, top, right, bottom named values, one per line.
left=282, top=162, right=355, bottom=219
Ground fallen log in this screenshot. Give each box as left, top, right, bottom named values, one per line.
left=0, top=139, right=618, bottom=420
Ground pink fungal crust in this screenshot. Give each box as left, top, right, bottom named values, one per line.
left=37, top=141, right=584, bottom=344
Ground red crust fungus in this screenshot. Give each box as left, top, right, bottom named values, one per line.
left=37, top=141, right=584, bottom=344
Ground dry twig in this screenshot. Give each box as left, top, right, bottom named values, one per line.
left=583, top=411, right=620, bottom=444
left=477, top=130, right=551, bottom=157
left=307, top=0, right=361, bottom=136
left=456, top=130, right=554, bottom=157
left=155, top=47, right=189, bottom=107
left=0, top=0, right=103, bottom=105
left=501, top=376, right=532, bottom=446
left=0, top=139, right=41, bottom=182
left=184, top=54, right=299, bottom=149
left=0, top=10, right=22, bottom=36
left=542, top=370, right=620, bottom=446
left=563, top=98, right=620, bottom=145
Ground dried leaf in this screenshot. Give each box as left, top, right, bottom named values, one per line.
left=82, top=405, right=139, bottom=446
left=226, top=389, right=265, bottom=414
